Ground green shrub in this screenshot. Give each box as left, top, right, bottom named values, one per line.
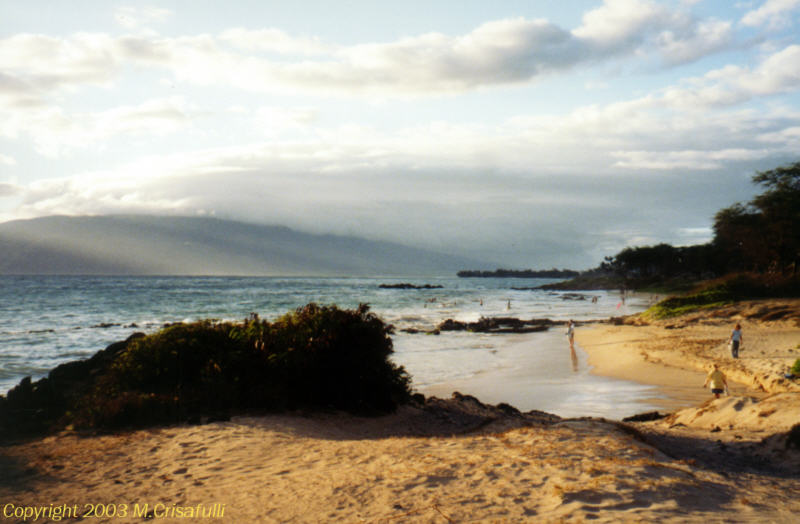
left=1, top=304, right=413, bottom=434
left=643, top=286, right=733, bottom=319
left=791, top=359, right=800, bottom=376
left=643, top=272, right=800, bottom=319
left=264, top=304, right=411, bottom=413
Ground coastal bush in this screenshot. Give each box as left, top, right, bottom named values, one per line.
left=642, top=272, right=800, bottom=319
left=80, top=321, right=252, bottom=427
left=643, top=284, right=733, bottom=319
left=265, top=303, right=412, bottom=413
left=0, top=304, right=413, bottom=434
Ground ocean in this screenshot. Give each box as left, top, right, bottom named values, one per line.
left=1, top=275, right=658, bottom=418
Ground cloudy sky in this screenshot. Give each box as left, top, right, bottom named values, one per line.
left=1, top=0, right=799, bottom=269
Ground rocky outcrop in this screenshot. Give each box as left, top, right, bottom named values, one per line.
left=434, top=317, right=562, bottom=334
left=0, top=333, right=145, bottom=437
left=379, top=283, right=444, bottom=289
left=416, top=391, right=560, bottom=434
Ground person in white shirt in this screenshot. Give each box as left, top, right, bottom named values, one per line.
left=566, top=320, right=575, bottom=349
left=729, top=323, right=743, bottom=358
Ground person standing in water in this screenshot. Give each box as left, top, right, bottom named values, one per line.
left=703, top=363, right=728, bottom=399
left=566, top=320, right=575, bottom=349
left=566, top=320, right=578, bottom=371
left=729, top=323, right=743, bottom=358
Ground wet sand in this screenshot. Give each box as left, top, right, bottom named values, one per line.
left=422, top=328, right=722, bottom=418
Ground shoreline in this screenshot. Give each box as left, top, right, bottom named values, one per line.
left=1, top=298, right=798, bottom=522
left=418, top=330, right=676, bottom=419
left=577, top=324, right=762, bottom=413
left=578, top=298, right=800, bottom=397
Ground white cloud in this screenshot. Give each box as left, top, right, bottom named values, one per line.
left=737, top=44, right=800, bottom=94
left=219, top=28, right=333, bottom=56
left=115, top=6, right=172, bottom=30
left=676, top=226, right=713, bottom=242
left=253, top=106, right=318, bottom=136
left=656, top=44, right=800, bottom=110
left=0, top=182, right=22, bottom=197
left=573, top=0, right=669, bottom=49
left=757, top=125, right=800, bottom=145
left=3, top=96, right=192, bottom=156
left=741, top=0, right=800, bottom=29
left=2, top=34, right=796, bottom=160
left=656, top=19, right=733, bottom=65
left=0, top=153, right=16, bottom=166
left=574, top=0, right=735, bottom=66
left=0, top=33, right=120, bottom=92
left=611, top=148, right=771, bottom=170
left=0, top=4, right=740, bottom=104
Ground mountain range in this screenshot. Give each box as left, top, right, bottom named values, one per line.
left=0, top=215, right=488, bottom=276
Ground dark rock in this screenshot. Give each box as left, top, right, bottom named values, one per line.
left=559, top=293, right=589, bottom=301
left=786, top=423, right=800, bottom=450
left=452, top=391, right=484, bottom=405
left=438, top=319, right=467, bottom=331
left=419, top=392, right=559, bottom=434
left=622, top=411, right=665, bottom=422
left=0, top=333, right=145, bottom=438
left=91, top=322, right=120, bottom=329
left=379, top=283, right=444, bottom=289
left=436, top=316, right=556, bottom=334
left=496, top=403, right=521, bottom=416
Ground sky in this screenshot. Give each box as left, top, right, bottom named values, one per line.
left=1, top=0, right=799, bottom=269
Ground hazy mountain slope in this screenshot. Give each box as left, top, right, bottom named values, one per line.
left=0, top=215, right=486, bottom=276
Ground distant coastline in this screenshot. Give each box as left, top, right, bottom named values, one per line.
left=457, top=268, right=579, bottom=279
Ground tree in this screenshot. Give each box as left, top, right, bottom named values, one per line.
left=751, top=162, right=800, bottom=274
left=713, top=203, right=767, bottom=272
left=605, top=243, right=718, bottom=281
left=714, top=161, right=800, bottom=274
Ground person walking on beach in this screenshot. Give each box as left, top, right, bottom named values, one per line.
left=703, top=364, right=728, bottom=399
left=565, top=320, right=578, bottom=371
left=566, top=320, right=575, bottom=350
left=729, top=323, right=743, bottom=358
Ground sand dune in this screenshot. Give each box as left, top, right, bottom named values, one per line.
left=664, top=393, right=800, bottom=433
left=2, top=402, right=797, bottom=523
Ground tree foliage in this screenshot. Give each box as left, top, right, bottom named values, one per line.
left=599, top=161, right=799, bottom=283
left=601, top=243, right=718, bottom=282
left=714, top=161, right=800, bottom=274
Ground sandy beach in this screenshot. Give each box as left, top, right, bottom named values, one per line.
left=1, top=299, right=799, bottom=523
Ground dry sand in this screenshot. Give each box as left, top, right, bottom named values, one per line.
left=1, top=299, right=799, bottom=523
left=579, top=298, right=800, bottom=396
